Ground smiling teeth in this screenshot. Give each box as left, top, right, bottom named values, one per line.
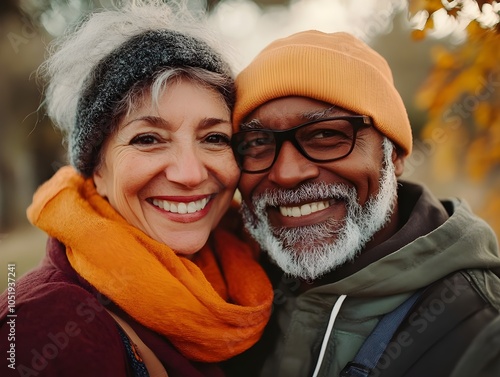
left=279, top=200, right=330, bottom=217
left=152, top=198, right=209, bottom=214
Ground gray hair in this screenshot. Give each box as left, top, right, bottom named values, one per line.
left=40, top=0, right=235, bottom=176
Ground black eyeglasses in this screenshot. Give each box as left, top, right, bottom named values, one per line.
left=231, top=115, right=372, bottom=174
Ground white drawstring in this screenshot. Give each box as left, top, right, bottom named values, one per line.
left=311, top=294, right=347, bottom=377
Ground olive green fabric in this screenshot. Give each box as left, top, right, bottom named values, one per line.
left=260, top=181, right=500, bottom=377
left=450, top=314, right=500, bottom=377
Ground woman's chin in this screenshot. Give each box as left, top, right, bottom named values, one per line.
left=156, top=233, right=209, bottom=257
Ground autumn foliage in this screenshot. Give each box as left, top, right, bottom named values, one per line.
left=409, top=0, right=500, bottom=236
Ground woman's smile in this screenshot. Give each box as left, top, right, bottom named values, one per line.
left=148, top=194, right=215, bottom=223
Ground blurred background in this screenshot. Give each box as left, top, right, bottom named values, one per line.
left=1, top=0, right=499, bottom=289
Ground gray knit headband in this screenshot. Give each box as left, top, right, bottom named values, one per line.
left=73, top=29, right=233, bottom=176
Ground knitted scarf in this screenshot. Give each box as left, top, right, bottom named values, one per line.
left=27, top=166, right=273, bottom=362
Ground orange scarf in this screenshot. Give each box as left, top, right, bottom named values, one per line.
left=27, top=166, right=272, bottom=362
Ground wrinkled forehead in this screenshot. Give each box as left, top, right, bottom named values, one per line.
left=240, top=96, right=357, bottom=130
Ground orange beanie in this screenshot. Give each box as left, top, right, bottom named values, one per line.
left=233, top=30, right=413, bottom=156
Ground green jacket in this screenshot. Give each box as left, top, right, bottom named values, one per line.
left=226, top=181, right=500, bottom=377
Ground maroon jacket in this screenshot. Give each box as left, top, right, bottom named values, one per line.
left=0, top=237, right=225, bottom=377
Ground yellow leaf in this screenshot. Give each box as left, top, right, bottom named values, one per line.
left=474, top=102, right=491, bottom=130
left=411, top=29, right=427, bottom=41
left=408, top=0, right=442, bottom=16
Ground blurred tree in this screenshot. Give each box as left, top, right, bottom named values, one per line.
left=409, top=0, right=500, bottom=236
left=19, top=0, right=294, bottom=27
left=0, top=0, right=64, bottom=232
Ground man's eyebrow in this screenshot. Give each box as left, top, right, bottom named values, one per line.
left=303, top=106, right=338, bottom=121
left=239, top=106, right=338, bottom=130
left=240, top=118, right=264, bottom=130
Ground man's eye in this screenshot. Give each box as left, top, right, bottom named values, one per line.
left=130, top=134, right=159, bottom=145
left=249, top=137, right=273, bottom=147
left=310, top=129, right=344, bottom=139
left=241, top=133, right=274, bottom=149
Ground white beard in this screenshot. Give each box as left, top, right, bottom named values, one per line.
left=240, top=138, right=398, bottom=280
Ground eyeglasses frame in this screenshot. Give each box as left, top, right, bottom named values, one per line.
left=232, top=115, right=373, bottom=174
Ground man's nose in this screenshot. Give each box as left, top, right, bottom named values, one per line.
left=267, top=141, right=320, bottom=189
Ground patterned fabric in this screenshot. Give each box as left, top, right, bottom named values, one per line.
left=116, top=325, right=150, bottom=377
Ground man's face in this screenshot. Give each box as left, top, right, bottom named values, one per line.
left=237, top=96, right=405, bottom=280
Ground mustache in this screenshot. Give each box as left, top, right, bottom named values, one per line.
left=252, top=182, right=356, bottom=207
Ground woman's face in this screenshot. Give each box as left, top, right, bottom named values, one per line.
left=93, top=78, right=239, bottom=256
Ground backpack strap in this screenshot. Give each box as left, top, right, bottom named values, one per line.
left=340, top=291, right=422, bottom=377
left=106, top=309, right=169, bottom=377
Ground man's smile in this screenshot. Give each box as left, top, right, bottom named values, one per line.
left=278, top=200, right=331, bottom=217
left=267, top=198, right=347, bottom=229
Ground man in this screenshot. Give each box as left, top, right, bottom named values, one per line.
left=228, top=31, right=500, bottom=377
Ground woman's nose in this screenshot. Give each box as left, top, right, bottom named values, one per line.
left=164, top=145, right=209, bottom=188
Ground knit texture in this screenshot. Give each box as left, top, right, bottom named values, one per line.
left=74, top=29, right=233, bottom=176
left=233, top=30, right=412, bottom=155
left=26, top=166, right=273, bottom=362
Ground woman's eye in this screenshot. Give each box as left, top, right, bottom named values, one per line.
left=130, top=134, right=159, bottom=145
left=205, top=133, right=230, bottom=145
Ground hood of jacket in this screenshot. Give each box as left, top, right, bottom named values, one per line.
left=320, top=196, right=500, bottom=297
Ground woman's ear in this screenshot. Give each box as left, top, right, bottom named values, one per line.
left=93, top=168, right=108, bottom=198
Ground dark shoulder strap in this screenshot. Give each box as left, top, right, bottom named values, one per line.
left=340, top=291, right=422, bottom=377
left=106, top=309, right=169, bottom=377
left=373, top=271, right=499, bottom=377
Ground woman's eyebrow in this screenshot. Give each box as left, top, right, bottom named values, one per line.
left=198, top=116, right=232, bottom=130
left=121, top=115, right=231, bottom=131
left=121, top=115, right=169, bottom=129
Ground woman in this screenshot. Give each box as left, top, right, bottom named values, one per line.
left=0, top=1, right=272, bottom=376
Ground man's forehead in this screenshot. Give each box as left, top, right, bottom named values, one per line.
left=241, top=97, right=354, bottom=130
